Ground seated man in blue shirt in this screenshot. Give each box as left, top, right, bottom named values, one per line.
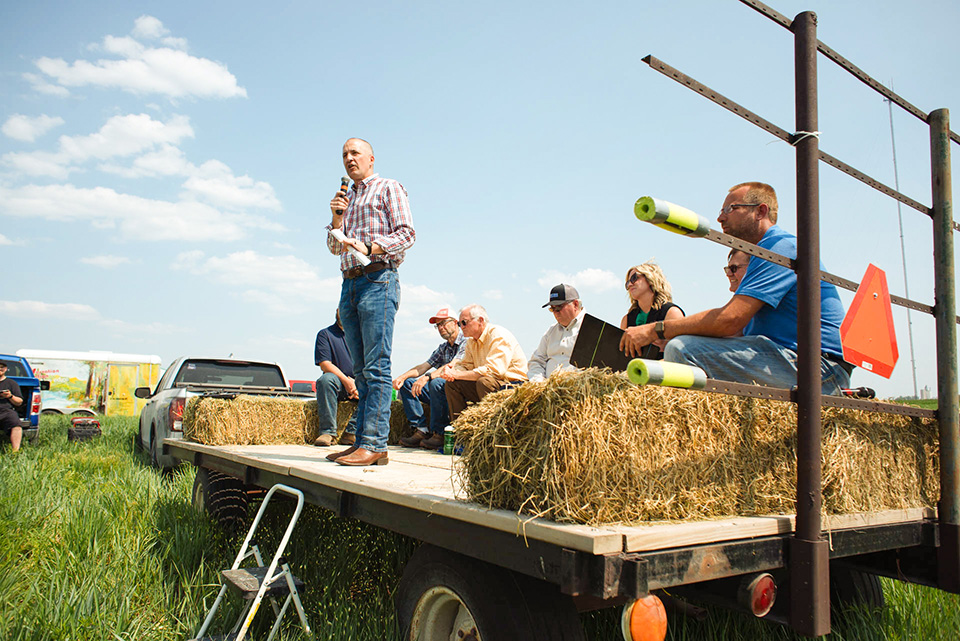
left=620, top=181, right=851, bottom=395
left=392, top=307, right=466, bottom=450
left=314, top=310, right=358, bottom=446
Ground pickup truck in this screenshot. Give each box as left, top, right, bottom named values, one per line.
left=134, top=357, right=292, bottom=470
left=0, top=354, right=50, bottom=443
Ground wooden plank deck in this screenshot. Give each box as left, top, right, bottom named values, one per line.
left=170, top=440, right=934, bottom=556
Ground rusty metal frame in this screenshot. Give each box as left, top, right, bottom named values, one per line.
left=642, top=1, right=959, bottom=634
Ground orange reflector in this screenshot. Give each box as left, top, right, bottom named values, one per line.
left=840, top=263, right=898, bottom=378
left=620, top=594, right=667, bottom=641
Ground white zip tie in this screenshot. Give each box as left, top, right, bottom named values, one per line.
left=791, top=130, right=821, bottom=145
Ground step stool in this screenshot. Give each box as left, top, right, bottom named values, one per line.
left=191, top=483, right=312, bottom=641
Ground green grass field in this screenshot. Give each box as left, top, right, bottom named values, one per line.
left=1, top=415, right=957, bottom=640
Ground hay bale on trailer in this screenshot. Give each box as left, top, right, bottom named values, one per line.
left=452, top=369, right=939, bottom=526
left=184, top=396, right=416, bottom=445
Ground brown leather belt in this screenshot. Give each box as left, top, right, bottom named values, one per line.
left=343, top=262, right=390, bottom=280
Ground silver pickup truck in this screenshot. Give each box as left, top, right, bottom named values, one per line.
left=134, top=357, right=292, bottom=469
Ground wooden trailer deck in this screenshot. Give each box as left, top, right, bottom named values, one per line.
left=168, top=440, right=933, bottom=557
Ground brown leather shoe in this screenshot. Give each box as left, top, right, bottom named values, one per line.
left=313, top=434, right=336, bottom=447
left=420, top=434, right=443, bottom=450
left=399, top=431, right=428, bottom=448
left=336, top=448, right=389, bottom=467
left=326, top=445, right=359, bottom=462
left=338, top=432, right=356, bottom=446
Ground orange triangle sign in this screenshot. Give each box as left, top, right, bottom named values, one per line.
left=839, top=264, right=898, bottom=378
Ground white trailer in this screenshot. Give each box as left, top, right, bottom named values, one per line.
left=16, top=349, right=162, bottom=417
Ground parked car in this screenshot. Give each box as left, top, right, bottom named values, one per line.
left=0, top=354, right=50, bottom=443
left=135, top=357, right=289, bottom=469
left=288, top=379, right=317, bottom=393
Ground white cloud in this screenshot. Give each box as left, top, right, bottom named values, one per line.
left=80, top=255, right=132, bottom=268
left=2, top=114, right=65, bottom=142
left=0, top=300, right=100, bottom=321
left=537, top=268, right=620, bottom=293
left=483, top=289, right=503, bottom=300
left=31, top=16, right=246, bottom=100
left=171, top=250, right=342, bottom=313
left=0, top=183, right=279, bottom=241
left=0, top=233, right=20, bottom=246
left=22, top=73, right=70, bottom=97
left=3, top=113, right=194, bottom=178
left=99, top=143, right=191, bottom=178
left=182, top=160, right=281, bottom=211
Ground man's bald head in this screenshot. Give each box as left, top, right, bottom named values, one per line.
left=342, top=138, right=375, bottom=182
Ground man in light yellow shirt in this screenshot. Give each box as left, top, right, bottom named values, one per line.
left=438, top=304, right=528, bottom=422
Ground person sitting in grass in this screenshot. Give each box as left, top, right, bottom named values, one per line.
left=0, top=361, right=24, bottom=453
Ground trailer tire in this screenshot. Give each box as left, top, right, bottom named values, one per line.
left=192, top=467, right=249, bottom=533
left=395, top=544, right=586, bottom=641
left=830, top=566, right=884, bottom=617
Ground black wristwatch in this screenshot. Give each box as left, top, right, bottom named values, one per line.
left=364, top=241, right=373, bottom=256
left=655, top=321, right=666, bottom=340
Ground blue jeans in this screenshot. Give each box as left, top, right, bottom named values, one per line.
left=663, top=334, right=850, bottom=396
left=315, top=372, right=357, bottom=436
left=338, top=268, right=399, bottom=452
left=399, top=377, right=450, bottom=436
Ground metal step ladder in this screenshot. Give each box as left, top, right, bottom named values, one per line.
left=191, top=483, right=313, bottom=641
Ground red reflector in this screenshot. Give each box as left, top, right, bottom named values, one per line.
left=747, top=574, right=777, bottom=617
left=169, top=398, right=186, bottom=431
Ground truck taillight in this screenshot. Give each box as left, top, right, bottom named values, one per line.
left=31, top=391, right=42, bottom=415
left=169, top=397, right=186, bottom=432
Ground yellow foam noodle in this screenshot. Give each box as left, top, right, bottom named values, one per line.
left=634, top=196, right=711, bottom=237
left=627, top=358, right=707, bottom=389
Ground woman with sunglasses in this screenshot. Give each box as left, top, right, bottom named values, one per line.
left=619, top=262, right=684, bottom=360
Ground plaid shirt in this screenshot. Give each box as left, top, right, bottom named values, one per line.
left=326, top=173, right=416, bottom=271
left=426, top=332, right=467, bottom=370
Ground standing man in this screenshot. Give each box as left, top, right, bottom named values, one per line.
left=393, top=308, right=466, bottom=450
left=439, top=304, right=528, bottom=423
left=527, top=284, right=586, bottom=382
left=313, top=309, right=358, bottom=447
left=619, top=181, right=851, bottom=395
left=324, top=138, right=415, bottom=466
left=0, top=361, right=24, bottom=453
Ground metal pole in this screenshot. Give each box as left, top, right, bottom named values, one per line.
left=930, top=108, right=960, bottom=594
left=789, top=10, right=831, bottom=637
left=888, top=96, right=919, bottom=398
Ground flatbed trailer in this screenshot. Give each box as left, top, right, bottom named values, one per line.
left=167, top=439, right=943, bottom=638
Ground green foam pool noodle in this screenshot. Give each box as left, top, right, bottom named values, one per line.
left=633, top=196, right=711, bottom=237
left=627, top=358, right=707, bottom=389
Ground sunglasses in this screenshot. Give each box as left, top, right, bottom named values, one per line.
left=724, top=264, right=748, bottom=276
left=625, top=272, right=643, bottom=289
left=459, top=318, right=472, bottom=327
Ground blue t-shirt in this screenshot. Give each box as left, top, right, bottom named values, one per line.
left=314, top=323, right=354, bottom=377
left=736, top=225, right=844, bottom=356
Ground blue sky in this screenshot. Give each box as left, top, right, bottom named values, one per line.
left=1, top=0, right=957, bottom=399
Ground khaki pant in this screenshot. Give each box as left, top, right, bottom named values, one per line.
left=444, top=376, right=503, bottom=422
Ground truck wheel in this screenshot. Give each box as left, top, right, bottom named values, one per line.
left=149, top=427, right=160, bottom=468
left=830, top=566, right=884, bottom=621
left=192, top=467, right=249, bottom=533
left=395, top=544, right=586, bottom=641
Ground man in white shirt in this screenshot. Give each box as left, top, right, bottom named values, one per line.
left=527, top=284, right=585, bottom=382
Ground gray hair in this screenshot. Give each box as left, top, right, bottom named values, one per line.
left=460, top=304, right=488, bottom=321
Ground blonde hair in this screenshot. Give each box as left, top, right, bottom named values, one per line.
left=625, top=262, right=673, bottom=312
left=729, top=181, right=778, bottom=224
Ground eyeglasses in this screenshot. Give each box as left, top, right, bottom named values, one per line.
left=624, top=272, right=643, bottom=289
left=434, top=319, right=454, bottom=329
left=719, top=203, right=760, bottom=217
left=724, top=264, right=748, bottom=276
left=548, top=302, right=571, bottom=313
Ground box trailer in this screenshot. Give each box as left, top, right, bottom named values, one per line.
left=16, top=349, right=161, bottom=417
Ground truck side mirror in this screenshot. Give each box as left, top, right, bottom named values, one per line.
left=134, top=386, right=151, bottom=399
left=41, top=380, right=51, bottom=390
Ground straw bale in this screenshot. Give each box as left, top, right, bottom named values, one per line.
left=185, top=396, right=416, bottom=445
left=452, top=369, right=939, bottom=526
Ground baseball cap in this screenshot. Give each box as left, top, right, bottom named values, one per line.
left=428, top=307, right=453, bottom=324
left=542, top=284, right=580, bottom=308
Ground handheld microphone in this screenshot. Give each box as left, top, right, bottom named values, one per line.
left=334, top=176, right=349, bottom=215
